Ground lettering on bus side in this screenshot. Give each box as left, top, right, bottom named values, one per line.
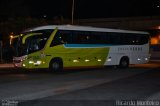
left=118, top=47, right=142, bottom=51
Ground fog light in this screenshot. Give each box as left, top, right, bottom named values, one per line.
left=73, top=60, right=79, bottom=63
left=107, top=58, right=111, bottom=62
left=85, top=59, right=90, bottom=62
left=98, top=59, right=102, bottom=62
left=138, top=58, right=141, bottom=61
left=23, top=64, right=26, bottom=67
left=145, top=58, right=148, bottom=61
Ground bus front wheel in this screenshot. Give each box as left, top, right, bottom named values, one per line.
left=119, top=57, right=129, bottom=68
left=49, top=58, right=63, bottom=72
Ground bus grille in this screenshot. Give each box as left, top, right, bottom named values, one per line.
left=13, top=60, right=21, bottom=63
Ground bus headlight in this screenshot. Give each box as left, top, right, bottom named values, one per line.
left=29, top=60, right=43, bottom=65
left=36, top=61, right=42, bottom=65
left=33, top=61, right=42, bottom=65
left=29, top=61, right=34, bottom=64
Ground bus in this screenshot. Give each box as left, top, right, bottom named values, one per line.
left=11, top=25, right=150, bottom=71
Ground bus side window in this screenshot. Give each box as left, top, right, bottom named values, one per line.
left=73, top=31, right=91, bottom=44
left=50, top=31, right=62, bottom=46
left=50, top=30, right=71, bottom=47
left=60, top=31, right=72, bottom=44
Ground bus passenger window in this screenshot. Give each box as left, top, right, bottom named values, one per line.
left=50, top=32, right=62, bottom=46
left=50, top=30, right=71, bottom=46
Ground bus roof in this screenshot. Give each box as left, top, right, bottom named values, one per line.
left=25, top=25, right=149, bottom=34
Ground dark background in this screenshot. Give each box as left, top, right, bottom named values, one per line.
left=0, top=0, right=160, bottom=63
left=0, top=0, right=160, bottom=19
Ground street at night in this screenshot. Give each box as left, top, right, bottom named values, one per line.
left=0, top=60, right=160, bottom=106
left=0, top=0, right=160, bottom=106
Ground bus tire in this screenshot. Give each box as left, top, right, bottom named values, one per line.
left=119, top=57, right=129, bottom=68
left=49, top=58, right=63, bottom=72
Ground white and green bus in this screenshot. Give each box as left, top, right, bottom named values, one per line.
left=11, top=25, right=150, bottom=71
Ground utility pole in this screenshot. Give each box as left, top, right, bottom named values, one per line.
left=71, top=0, right=75, bottom=25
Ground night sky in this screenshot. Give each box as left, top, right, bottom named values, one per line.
left=0, top=0, right=160, bottom=19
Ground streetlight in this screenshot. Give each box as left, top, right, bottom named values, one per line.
left=72, top=0, right=75, bottom=25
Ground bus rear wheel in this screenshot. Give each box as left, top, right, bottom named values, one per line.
left=49, top=58, right=63, bottom=72
left=119, top=57, right=129, bottom=68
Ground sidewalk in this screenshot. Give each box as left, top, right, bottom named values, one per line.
left=0, top=63, right=14, bottom=68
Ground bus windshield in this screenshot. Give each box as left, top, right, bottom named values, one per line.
left=11, top=30, right=52, bottom=57
left=10, top=34, right=27, bottom=57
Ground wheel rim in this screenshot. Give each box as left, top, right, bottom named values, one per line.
left=120, top=58, right=129, bottom=68
left=52, top=62, right=60, bottom=71
left=121, top=61, right=127, bottom=67
left=50, top=59, right=63, bottom=72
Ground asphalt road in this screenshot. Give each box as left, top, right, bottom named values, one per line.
left=0, top=61, right=160, bottom=106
